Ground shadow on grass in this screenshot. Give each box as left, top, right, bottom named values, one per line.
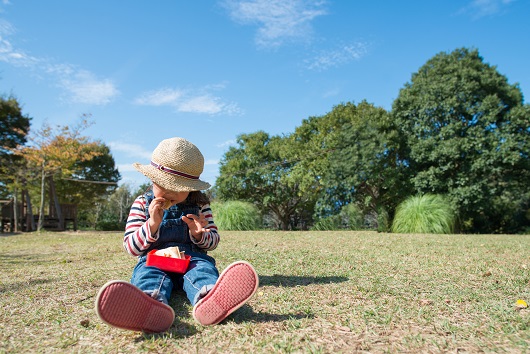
left=259, top=274, right=348, bottom=287
left=231, top=304, right=314, bottom=323
left=0, top=253, right=56, bottom=266
left=0, top=232, right=23, bottom=237
left=135, top=290, right=315, bottom=341
left=0, top=277, right=56, bottom=293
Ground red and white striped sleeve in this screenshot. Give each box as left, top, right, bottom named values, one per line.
left=190, top=203, right=220, bottom=251
left=123, top=195, right=158, bottom=257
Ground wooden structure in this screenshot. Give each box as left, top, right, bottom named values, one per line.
left=1, top=178, right=78, bottom=232
left=1, top=199, right=78, bottom=232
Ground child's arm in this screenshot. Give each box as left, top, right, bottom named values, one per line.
left=123, top=195, right=159, bottom=256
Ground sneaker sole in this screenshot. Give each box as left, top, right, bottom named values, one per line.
left=193, top=261, right=259, bottom=326
left=95, top=280, right=175, bottom=333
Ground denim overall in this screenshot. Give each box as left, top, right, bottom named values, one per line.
left=130, top=191, right=219, bottom=305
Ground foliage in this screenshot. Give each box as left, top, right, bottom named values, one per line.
left=78, top=183, right=133, bottom=230
left=289, top=101, right=410, bottom=226
left=211, top=200, right=261, bottom=231
left=0, top=95, right=31, bottom=198
left=310, top=214, right=341, bottom=231
left=311, top=203, right=365, bottom=231
left=14, top=118, right=111, bottom=230
left=392, top=48, right=530, bottom=233
left=54, top=142, right=120, bottom=210
left=339, top=203, right=364, bottom=230
left=216, top=131, right=315, bottom=230
left=392, top=194, right=455, bottom=234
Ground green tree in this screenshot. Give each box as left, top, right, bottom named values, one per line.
left=290, top=101, right=409, bottom=229
left=55, top=142, right=120, bottom=209
left=392, top=48, right=530, bottom=233
left=0, top=96, right=31, bottom=198
left=82, top=183, right=132, bottom=230
left=216, top=131, right=314, bottom=230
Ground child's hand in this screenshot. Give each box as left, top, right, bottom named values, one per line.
left=182, top=213, right=209, bottom=240
left=148, top=197, right=167, bottom=234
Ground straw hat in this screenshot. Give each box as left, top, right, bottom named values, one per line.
left=133, top=137, right=211, bottom=192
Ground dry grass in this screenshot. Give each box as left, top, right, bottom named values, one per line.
left=0, top=230, right=529, bottom=353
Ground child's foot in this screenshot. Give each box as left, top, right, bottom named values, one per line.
left=193, top=261, right=259, bottom=326
left=95, top=280, right=175, bottom=333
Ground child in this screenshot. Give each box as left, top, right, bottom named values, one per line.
left=95, top=137, right=259, bottom=333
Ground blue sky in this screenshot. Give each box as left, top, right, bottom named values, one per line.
left=1, top=0, right=529, bottom=189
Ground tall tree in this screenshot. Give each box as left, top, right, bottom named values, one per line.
left=0, top=96, right=31, bottom=198
left=392, top=48, right=530, bottom=233
left=290, top=101, right=408, bottom=229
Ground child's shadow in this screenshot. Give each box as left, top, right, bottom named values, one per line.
left=232, top=273, right=349, bottom=324
left=140, top=274, right=349, bottom=339
left=259, top=274, right=349, bottom=287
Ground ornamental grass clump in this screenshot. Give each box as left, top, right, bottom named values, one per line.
left=211, top=200, right=261, bottom=231
left=392, top=194, right=455, bottom=234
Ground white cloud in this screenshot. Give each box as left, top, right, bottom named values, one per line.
left=116, top=163, right=138, bottom=173
left=134, top=86, right=242, bottom=116
left=204, top=159, right=220, bottom=166
left=322, top=88, right=340, bottom=98
left=57, top=69, right=120, bottom=105
left=223, top=0, right=327, bottom=49
left=0, top=21, right=40, bottom=67
left=459, top=0, right=514, bottom=19
left=0, top=17, right=119, bottom=105
left=304, top=41, right=369, bottom=71
left=178, top=95, right=225, bottom=114
left=134, top=88, right=183, bottom=106
left=217, top=139, right=236, bottom=148
left=108, top=141, right=152, bottom=160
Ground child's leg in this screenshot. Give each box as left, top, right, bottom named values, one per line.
left=94, top=257, right=175, bottom=333
left=192, top=261, right=259, bottom=326
left=131, top=256, right=173, bottom=304
left=182, top=256, right=220, bottom=305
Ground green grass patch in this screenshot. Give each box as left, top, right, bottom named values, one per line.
left=211, top=200, right=262, bottom=231
left=392, top=194, right=455, bottom=234
left=0, top=230, right=528, bottom=353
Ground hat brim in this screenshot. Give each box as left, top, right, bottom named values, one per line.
left=134, top=163, right=211, bottom=192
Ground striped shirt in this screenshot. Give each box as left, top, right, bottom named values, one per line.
left=123, top=195, right=220, bottom=257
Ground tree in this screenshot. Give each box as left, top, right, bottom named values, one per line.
left=216, top=131, right=315, bottom=230
left=16, top=118, right=103, bottom=231
left=82, top=183, right=132, bottom=230
left=0, top=96, right=31, bottom=198
left=392, top=48, right=530, bottom=233
left=55, top=142, right=120, bottom=209
left=290, top=101, right=409, bottom=230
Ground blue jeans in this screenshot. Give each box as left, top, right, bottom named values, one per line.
left=131, top=246, right=219, bottom=305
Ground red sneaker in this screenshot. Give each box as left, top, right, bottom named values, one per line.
left=95, top=280, right=175, bottom=333
left=193, top=261, right=259, bottom=326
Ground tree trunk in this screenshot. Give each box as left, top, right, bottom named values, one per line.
left=13, top=187, right=18, bottom=232
left=25, top=189, right=35, bottom=231
left=48, top=176, right=63, bottom=230
left=37, top=163, right=45, bottom=232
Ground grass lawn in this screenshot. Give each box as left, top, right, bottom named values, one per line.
left=0, top=230, right=528, bottom=353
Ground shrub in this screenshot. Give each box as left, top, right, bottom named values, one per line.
left=310, top=214, right=342, bottom=231
left=392, top=194, right=455, bottom=234
left=340, top=204, right=364, bottom=230
left=211, top=201, right=261, bottom=231
left=96, top=220, right=126, bottom=231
